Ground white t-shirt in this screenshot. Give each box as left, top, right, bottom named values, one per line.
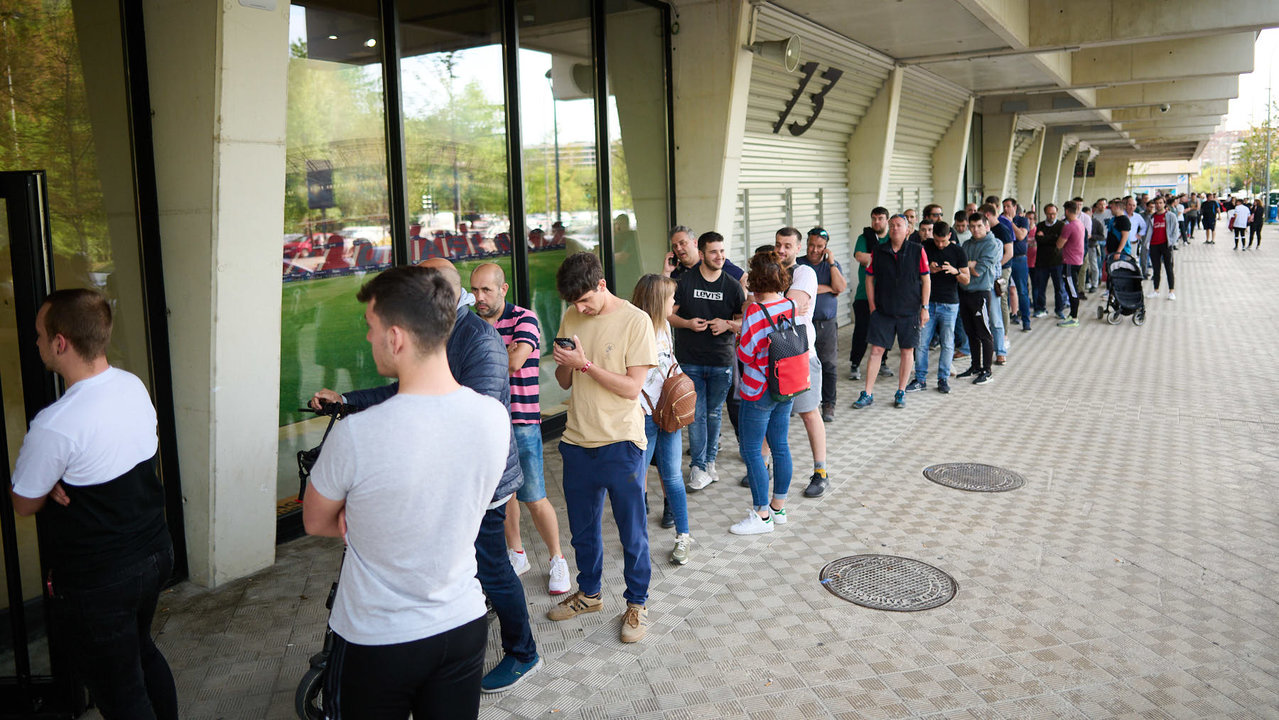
left=310, top=389, right=508, bottom=646
left=1231, top=205, right=1251, bottom=229
left=789, top=263, right=819, bottom=358
left=641, top=324, right=675, bottom=416
left=12, top=367, right=157, bottom=499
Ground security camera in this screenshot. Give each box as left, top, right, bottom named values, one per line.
left=1159, top=103, right=1170, bottom=113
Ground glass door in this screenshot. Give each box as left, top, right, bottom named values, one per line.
left=0, top=170, right=83, bottom=717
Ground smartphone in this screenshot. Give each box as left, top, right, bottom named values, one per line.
left=553, top=337, right=576, bottom=350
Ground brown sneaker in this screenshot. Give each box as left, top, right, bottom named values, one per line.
left=620, top=603, right=648, bottom=643
left=547, top=590, right=602, bottom=621
left=994, top=355, right=1007, bottom=366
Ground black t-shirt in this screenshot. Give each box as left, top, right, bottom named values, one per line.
left=672, top=268, right=746, bottom=366
left=1106, top=215, right=1132, bottom=254
left=1202, top=200, right=1219, bottom=220
left=923, top=239, right=968, bottom=304
left=1035, top=221, right=1063, bottom=267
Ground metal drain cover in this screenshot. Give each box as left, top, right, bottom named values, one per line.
left=819, top=555, right=956, bottom=612
left=923, top=463, right=1025, bottom=492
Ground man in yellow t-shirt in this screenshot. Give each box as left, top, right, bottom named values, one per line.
left=546, top=252, right=657, bottom=643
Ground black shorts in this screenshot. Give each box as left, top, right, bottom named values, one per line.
left=1201, top=216, right=1216, bottom=230
left=868, top=311, right=919, bottom=350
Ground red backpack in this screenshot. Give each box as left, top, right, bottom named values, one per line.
left=759, top=300, right=810, bottom=401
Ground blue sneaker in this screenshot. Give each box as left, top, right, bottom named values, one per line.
left=893, top=390, right=906, bottom=408
left=481, top=654, right=541, bottom=694
left=851, top=391, right=874, bottom=409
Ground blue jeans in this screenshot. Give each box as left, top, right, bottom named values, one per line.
left=682, top=363, right=732, bottom=471
left=738, top=394, right=794, bottom=509
left=512, top=423, right=546, bottom=502
left=560, top=441, right=650, bottom=605
left=953, top=311, right=969, bottom=354
left=1008, top=256, right=1031, bottom=329
left=475, top=504, right=537, bottom=662
left=643, top=415, right=689, bottom=535
left=1032, top=264, right=1066, bottom=315
left=915, top=302, right=958, bottom=382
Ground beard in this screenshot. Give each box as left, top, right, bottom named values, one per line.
left=475, top=302, right=502, bottom=319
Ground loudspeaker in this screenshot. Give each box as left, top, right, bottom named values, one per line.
left=749, top=35, right=801, bottom=73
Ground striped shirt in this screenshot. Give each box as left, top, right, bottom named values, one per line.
left=494, top=303, right=541, bottom=424
left=736, top=298, right=796, bottom=402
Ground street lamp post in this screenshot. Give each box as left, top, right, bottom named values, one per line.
left=545, top=69, right=561, bottom=224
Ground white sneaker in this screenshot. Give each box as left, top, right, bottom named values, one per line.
left=729, top=511, right=774, bottom=535
left=508, top=549, right=530, bottom=576
left=706, top=461, right=720, bottom=483
left=687, top=465, right=715, bottom=491
left=1146, top=291, right=1159, bottom=298
left=769, top=506, right=787, bottom=525
left=1167, top=292, right=1176, bottom=301
left=548, top=555, right=570, bottom=595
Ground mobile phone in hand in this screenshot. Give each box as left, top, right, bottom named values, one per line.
left=553, top=337, right=576, bottom=350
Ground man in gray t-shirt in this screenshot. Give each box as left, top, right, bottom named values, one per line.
left=305, top=266, right=509, bottom=718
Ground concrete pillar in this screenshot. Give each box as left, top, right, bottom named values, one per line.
left=1037, top=129, right=1069, bottom=208
left=144, top=0, right=287, bottom=586
left=1076, top=153, right=1092, bottom=201
left=670, top=0, right=752, bottom=243
left=1057, top=146, right=1081, bottom=206
left=932, top=97, right=975, bottom=215
left=1015, top=128, right=1045, bottom=208
left=1090, top=156, right=1131, bottom=201
left=847, top=67, right=904, bottom=227
left=981, top=113, right=1017, bottom=201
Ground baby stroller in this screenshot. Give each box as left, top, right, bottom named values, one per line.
left=1096, top=251, right=1146, bottom=326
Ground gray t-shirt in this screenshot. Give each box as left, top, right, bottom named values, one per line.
left=310, top=389, right=508, bottom=646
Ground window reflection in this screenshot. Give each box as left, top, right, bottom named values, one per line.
left=278, top=1, right=389, bottom=512
left=519, top=1, right=599, bottom=416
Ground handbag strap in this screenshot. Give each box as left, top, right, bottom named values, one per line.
left=757, top=299, right=795, bottom=332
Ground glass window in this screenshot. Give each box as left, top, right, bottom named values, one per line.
left=277, top=1, right=389, bottom=517
left=605, top=0, right=670, bottom=295
left=399, top=0, right=513, bottom=299
left=519, top=1, right=600, bottom=417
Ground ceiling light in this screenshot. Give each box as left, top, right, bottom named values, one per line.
left=327, top=34, right=338, bottom=40
left=365, top=38, right=376, bottom=48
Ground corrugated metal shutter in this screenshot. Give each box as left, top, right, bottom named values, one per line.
left=735, top=4, right=893, bottom=324
left=886, top=67, right=970, bottom=214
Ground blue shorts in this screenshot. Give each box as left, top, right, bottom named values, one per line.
left=512, top=423, right=546, bottom=502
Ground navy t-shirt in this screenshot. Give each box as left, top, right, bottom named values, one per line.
left=991, top=221, right=1016, bottom=260
left=796, top=256, right=843, bottom=321
left=1106, top=215, right=1132, bottom=254
left=1012, top=216, right=1030, bottom=256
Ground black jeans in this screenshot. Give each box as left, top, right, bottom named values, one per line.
left=813, top=318, right=838, bottom=406
left=1149, top=244, right=1174, bottom=290
left=958, top=292, right=993, bottom=374
left=848, top=298, right=870, bottom=369
left=327, top=616, right=487, bottom=719
left=51, top=547, right=177, bottom=720
left=1249, top=225, right=1262, bottom=247
left=474, top=504, right=536, bottom=662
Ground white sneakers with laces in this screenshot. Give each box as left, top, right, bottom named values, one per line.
left=687, top=465, right=715, bottom=491
left=548, top=555, right=570, bottom=595
left=1168, top=292, right=1176, bottom=301
left=729, top=510, right=774, bottom=535
left=508, top=548, right=530, bottom=576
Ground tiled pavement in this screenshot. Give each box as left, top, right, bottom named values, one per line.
left=122, top=231, right=1279, bottom=718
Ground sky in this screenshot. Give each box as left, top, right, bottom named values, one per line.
left=1224, top=28, right=1279, bottom=131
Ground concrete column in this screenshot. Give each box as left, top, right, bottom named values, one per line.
left=1057, top=146, right=1081, bottom=205
left=145, top=0, right=287, bottom=586
left=980, top=113, right=1017, bottom=200
left=1037, top=129, right=1069, bottom=208
left=1090, top=156, right=1131, bottom=201
left=932, top=97, right=975, bottom=215
left=1077, top=154, right=1091, bottom=201
left=847, top=67, right=904, bottom=227
left=1015, top=128, right=1045, bottom=208
left=670, top=0, right=752, bottom=243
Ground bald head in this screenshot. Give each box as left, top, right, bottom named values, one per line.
left=469, top=262, right=509, bottom=320
left=417, top=257, right=461, bottom=304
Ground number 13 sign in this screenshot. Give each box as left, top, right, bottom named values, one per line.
left=773, top=61, right=844, bottom=137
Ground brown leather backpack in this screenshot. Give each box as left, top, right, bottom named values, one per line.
left=643, top=363, right=697, bottom=433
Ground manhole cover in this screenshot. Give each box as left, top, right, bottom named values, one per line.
left=819, top=555, right=957, bottom=612
left=923, top=463, right=1025, bottom=492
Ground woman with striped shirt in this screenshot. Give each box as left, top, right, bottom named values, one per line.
left=730, top=249, right=797, bottom=535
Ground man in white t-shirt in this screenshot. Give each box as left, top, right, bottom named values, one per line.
left=304, top=266, right=510, bottom=717
left=11, top=289, right=177, bottom=719
left=774, top=227, right=831, bottom=499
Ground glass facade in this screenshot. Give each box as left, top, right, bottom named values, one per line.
left=275, top=0, right=674, bottom=524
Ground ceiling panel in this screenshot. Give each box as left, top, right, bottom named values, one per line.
left=772, top=0, right=1004, bottom=60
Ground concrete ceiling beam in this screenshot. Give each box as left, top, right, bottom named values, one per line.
left=1029, top=0, right=1279, bottom=50
left=1094, top=76, right=1239, bottom=107
left=1070, top=33, right=1255, bottom=87
left=1109, top=101, right=1230, bottom=121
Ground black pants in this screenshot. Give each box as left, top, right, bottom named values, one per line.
left=813, top=318, right=838, bottom=406
left=848, top=298, right=870, bottom=369
left=1249, top=225, right=1262, bottom=247
left=1234, top=227, right=1247, bottom=247
left=1063, top=264, right=1082, bottom=318
left=51, top=547, right=177, bottom=720
left=1149, top=244, right=1174, bottom=290
left=959, top=292, right=993, bottom=374
left=327, top=616, right=487, bottom=720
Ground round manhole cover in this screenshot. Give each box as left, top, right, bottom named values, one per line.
left=923, top=463, right=1025, bottom=492
left=819, top=555, right=957, bottom=612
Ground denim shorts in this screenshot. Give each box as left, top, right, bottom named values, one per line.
left=512, top=423, right=546, bottom=502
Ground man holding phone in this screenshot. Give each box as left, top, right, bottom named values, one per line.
left=547, top=252, right=657, bottom=643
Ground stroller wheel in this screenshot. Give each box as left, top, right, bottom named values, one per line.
left=1106, top=310, right=1122, bottom=325
left=1133, top=309, right=1146, bottom=326
left=295, top=666, right=326, bottom=720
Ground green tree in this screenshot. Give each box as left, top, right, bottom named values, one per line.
left=1232, top=112, right=1279, bottom=195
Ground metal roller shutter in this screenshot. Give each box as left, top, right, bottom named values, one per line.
left=886, top=67, right=971, bottom=214
left=735, top=4, right=893, bottom=324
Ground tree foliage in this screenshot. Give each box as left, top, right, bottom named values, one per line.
left=1233, top=116, right=1279, bottom=195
